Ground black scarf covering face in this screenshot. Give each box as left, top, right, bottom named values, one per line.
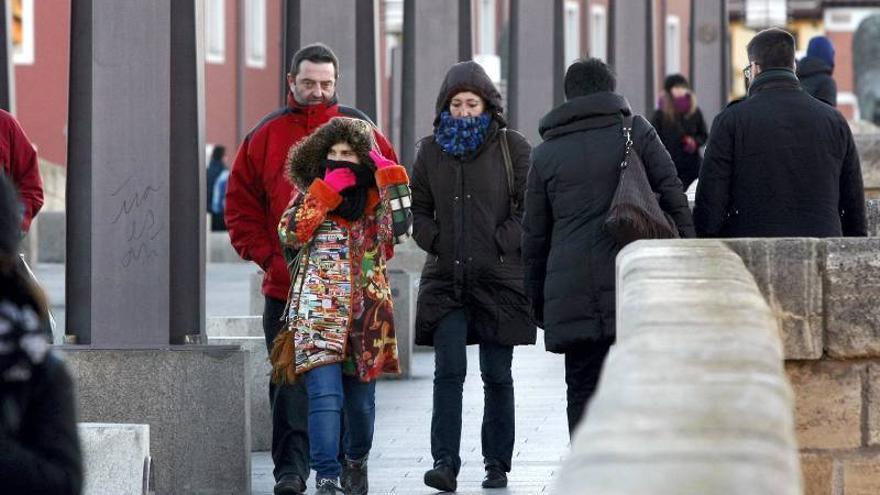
left=323, top=159, right=377, bottom=221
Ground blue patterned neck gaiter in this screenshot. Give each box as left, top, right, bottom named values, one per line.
left=433, top=111, right=492, bottom=158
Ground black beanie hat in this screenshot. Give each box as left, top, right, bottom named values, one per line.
left=0, top=173, right=22, bottom=259
left=664, top=74, right=690, bottom=93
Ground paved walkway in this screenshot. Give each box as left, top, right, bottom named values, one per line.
left=35, top=262, right=571, bottom=494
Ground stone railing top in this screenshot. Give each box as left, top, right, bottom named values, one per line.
left=554, top=239, right=801, bottom=495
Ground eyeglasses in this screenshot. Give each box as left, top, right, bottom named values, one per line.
left=742, top=64, right=752, bottom=81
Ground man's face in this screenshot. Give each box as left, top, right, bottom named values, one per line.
left=288, top=61, right=336, bottom=105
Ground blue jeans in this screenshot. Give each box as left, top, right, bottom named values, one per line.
left=304, top=363, right=376, bottom=479
left=430, top=309, right=515, bottom=474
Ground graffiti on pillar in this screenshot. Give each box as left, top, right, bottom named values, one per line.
left=854, top=15, right=880, bottom=124
left=110, top=175, right=162, bottom=268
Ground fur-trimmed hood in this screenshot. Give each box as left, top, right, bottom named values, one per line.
left=285, top=117, right=377, bottom=191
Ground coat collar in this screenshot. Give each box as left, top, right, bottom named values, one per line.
left=286, top=92, right=339, bottom=118
left=748, top=68, right=800, bottom=97
left=539, top=92, right=631, bottom=140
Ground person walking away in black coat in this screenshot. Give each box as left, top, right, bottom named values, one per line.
left=650, top=74, right=708, bottom=191
left=0, top=174, right=82, bottom=495
left=206, top=145, right=228, bottom=231
left=523, top=58, right=695, bottom=435
left=695, top=28, right=865, bottom=238
left=410, top=61, right=537, bottom=492
left=797, top=35, right=837, bottom=106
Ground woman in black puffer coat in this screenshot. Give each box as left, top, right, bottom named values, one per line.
left=410, top=61, right=535, bottom=492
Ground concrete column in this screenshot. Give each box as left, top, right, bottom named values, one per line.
left=610, top=0, right=655, bottom=117
left=509, top=0, right=564, bottom=144
left=169, top=1, right=206, bottom=344
left=401, top=0, right=471, bottom=168
left=67, top=1, right=201, bottom=346
left=690, top=0, right=729, bottom=127
left=0, top=0, right=14, bottom=113
left=281, top=0, right=379, bottom=122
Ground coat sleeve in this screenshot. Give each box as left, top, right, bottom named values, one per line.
left=373, top=128, right=400, bottom=164
left=693, top=110, right=735, bottom=237
left=410, top=141, right=440, bottom=254
left=693, top=109, right=709, bottom=147
left=839, top=124, right=866, bottom=236
left=375, top=164, right=413, bottom=253
left=0, top=357, right=83, bottom=495
left=522, top=149, right=553, bottom=326
left=6, top=115, right=42, bottom=233
left=634, top=116, right=696, bottom=238
left=494, top=131, right=531, bottom=256
left=278, top=179, right=343, bottom=255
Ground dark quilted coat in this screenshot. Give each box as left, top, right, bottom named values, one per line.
left=523, top=92, right=695, bottom=353
left=411, top=61, right=537, bottom=347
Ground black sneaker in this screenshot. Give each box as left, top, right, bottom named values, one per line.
left=315, top=477, right=345, bottom=494
left=424, top=463, right=457, bottom=492
left=481, top=465, right=508, bottom=489
left=273, top=474, right=306, bottom=495
left=342, top=454, right=369, bottom=495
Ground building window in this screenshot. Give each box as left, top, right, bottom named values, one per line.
left=205, top=0, right=225, bottom=64
left=564, top=0, right=581, bottom=65
left=589, top=4, right=607, bottom=62
left=665, top=15, right=681, bottom=75
left=478, top=0, right=496, bottom=55
left=245, top=0, right=266, bottom=68
left=12, top=0, right=34, bottom=65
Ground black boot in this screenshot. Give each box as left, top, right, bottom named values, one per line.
left=424, top=462, right=457, bottom=492
left=273, top=474, right=306, bottom=495
left=342, top=454, right=369, bottom=495
left=481, top=464, right=508, bottom=489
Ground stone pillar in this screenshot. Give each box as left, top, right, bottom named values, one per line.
left=690, top=0, right=729, bottom=127
left=66, top=1, right=202, bottom=346
left=281, top=0, right=379, bottom=122
left=0, top=0, right=14, bottom=113
left=610, top=0, right=655, bottom=117
left=509, top=0, right=564, bottom=145
left=401, top=0, right=472, bottom=167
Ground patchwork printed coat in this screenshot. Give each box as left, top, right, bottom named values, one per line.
left=278, top=164, right=412, bottom=382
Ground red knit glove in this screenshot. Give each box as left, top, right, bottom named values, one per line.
left=323, top=168, right=357, bottom=193
left=369, top=149, right=397, bottom=170
left=682, top=135, right=698, bottom=154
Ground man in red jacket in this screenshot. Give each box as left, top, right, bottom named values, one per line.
left=0, top=110, right=42, bottom=234
left=225, top=43, right=398, bottom=495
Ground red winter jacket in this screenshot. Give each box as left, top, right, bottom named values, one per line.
left=0, top=110, right=42, bottom=232
left=226, top=95, right=399, bottom=301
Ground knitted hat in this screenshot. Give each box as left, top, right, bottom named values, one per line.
left=663, top=73, right=690, bottom=93
left=807, top=36, right=835, bottom=68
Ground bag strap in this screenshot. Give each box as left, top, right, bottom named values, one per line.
left=620, top=114, right=635, bottom=169
left=499, top=129, right=519, bottom=210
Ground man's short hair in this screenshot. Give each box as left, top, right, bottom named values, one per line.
left=564, top=58, right=616, bottom=99
left=747, top=28, right=796, bottom=69
left=289, top=43, right=339, bottom=79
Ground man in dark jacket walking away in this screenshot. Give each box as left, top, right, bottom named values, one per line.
left=695, top=28, right=866, bottom=238
left=225, top=43, right=398, bottom=495
left=797, top=35, right=837, bottom=106
left=523, top=58, right=695, bottom=435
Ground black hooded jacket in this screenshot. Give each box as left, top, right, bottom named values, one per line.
left=797, top=56, right=837, bottom=106
left=411, top=61, right=536, bottom=346
left=523, top=92, right=695, bottom=353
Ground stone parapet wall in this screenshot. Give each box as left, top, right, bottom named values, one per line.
left=725, top=237, right=880, bottom=495
left=553, top=240, right=801, bottom=494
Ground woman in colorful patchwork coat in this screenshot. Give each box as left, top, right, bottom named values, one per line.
left=274, top=117, right=412, bottom=495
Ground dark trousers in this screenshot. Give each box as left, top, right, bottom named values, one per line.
left=430, top=309, right=515, bottom=474
left=564, top=340, right=613, bottom=436
left=263, top=297, right=310, bottom=482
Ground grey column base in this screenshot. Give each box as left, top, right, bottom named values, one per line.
left=58, top=346, right=250, bottom=495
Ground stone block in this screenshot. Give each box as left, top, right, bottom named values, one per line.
left=856, top=129, right=880, bottom=194
left=206, top=316, right=264, bottom=338
left=78, top=423, right=150, bottom=495
left=36, top=210, right=66, bottom=263
left=800, top=453, right=835, bottom=495
left=58, top=346, right=250, bottom=495
left=824, top=238, right=880, bottom=358
left=842, top=453, right=880, bottom=495
left=723, top=238, right=824, bottom=360
left=867, top=364, right=880, bottom=446
left=208, top=231, right=244, bottom=263
left=386, top=237, right=429, bottom=274
left=250, top=270, right=264, bottom=316
left=389, top=269, right=413, bottom=378
left=786, top=360, right=863, bottom=450
left=208, top=337, right=271, bottom=451
left=867, top=200, right=880, bottom=237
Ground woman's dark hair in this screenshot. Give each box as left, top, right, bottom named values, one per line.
left=564, top=58, right=616, bottom=99
left=289, top=43, right=339, bottom=79
left=0, top=174, right=47, bottom=316
left=663, top=74, right=689, bottom=93
left=747, top=28, right=796, bottom=69
left=210, top=145, right=226, bottom=162
left=661, top=73, right=697, bottom=122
